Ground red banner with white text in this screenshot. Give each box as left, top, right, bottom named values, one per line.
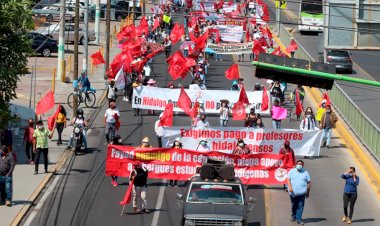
left=106, top=145, right=294, bottom=185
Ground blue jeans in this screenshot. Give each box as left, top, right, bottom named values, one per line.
left=216, top=54, right=222, bottom=61
left=290, top=194, right=306, bottom=222
left=272, top=120, right=281, bottom=129
left=69, top=130, right=87, bottom=148
left=0, top=176, right=12, bottom=202
left=322, top=128, right=332, bottom=146
left=220, top=119, right=228, bottom=127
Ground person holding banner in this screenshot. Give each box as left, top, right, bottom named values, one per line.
left=287, top=160, right=311, bottom=225
left=280, top=140, right=296, bottom=190
left=196, top=139, right=211, bottom=153
left=271, top=99, right=283, bottom=129
left=255, top=118, right=265, bottom=128
left=196, top=114, right=210, bottom=129
left=155, top=113, right=165, bottom=148
left=169, top=137, right=182, bottom=187
left=219, top=100, right=231, bottom=127
left=244, top=108, right=259, bottom=128
left=130, top=162, right=150, bottom=213
left=139, top=137, right=152, bottom=148
left=233, top=139, right=251, bottom=155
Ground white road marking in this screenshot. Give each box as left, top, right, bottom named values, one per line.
left=151, top=180, right=167, bottom=226
left=23, top=175, right=62, bottom=226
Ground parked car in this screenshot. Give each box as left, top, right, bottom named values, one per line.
left=33, top=4, right=76, bottom=22
left=89, top=4, right=128, bottom=21
left=29, top=32, right=58, bottom=57
left=326, top=50, right=353, bottom=74
left=36, top=23, right=96, bottom=45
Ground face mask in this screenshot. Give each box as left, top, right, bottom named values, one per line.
left=284, top=145, right=289, bottom=149
left=238, top=143, right=244, bottom=147
left=37, top=125, right=43, bottom=130
left=29, top=122, right=34, bottom=126
left=78, top=115, right=83, bottom=118
left=118, top=139, right=122, bottom=144
left=306, top=110, right=312, bottom=113
left=296, top=165, right=303, bottom=171
left=322, top=104, right=326, bottom=108
left=201, top=141, right=207, bottom=146
left=327, top=110, right=331, bottom=113
left=143, top=143, right=149, bottom=147
left=306, top=115, right=311, bottom=118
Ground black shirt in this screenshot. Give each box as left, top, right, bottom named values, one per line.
left=130, top=168, right=148, bottom=187
left=0, top=153, right=15, bottom=176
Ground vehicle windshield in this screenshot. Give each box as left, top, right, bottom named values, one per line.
left=329, top=51, right=350, bottom=57
left=301, top=0, right=322, bottom=14
left=187, top=183, right=243, bottom=204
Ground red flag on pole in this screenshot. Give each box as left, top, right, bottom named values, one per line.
left=153, top=17, right=160, bottom=30
left=190, top=101, right=199, bottom=119
left=225, top=64, right=240, bottom=80
left=323, top=92, right=331, bottom=106
left=90, top=51, right=105, bottom=65
left=169, top=23, right=182, bottom=45
left=238, top=86, right=249, bottom=105
left=36, top=90, right=55, bottom=115
left=47, top=104, right=61, bottom=131
left=271, top=46, right=281, bottom=56
left=261, top=87, right=269, bottom=111
left=286, top=39, right=298, bottom=54
left=252, top=40, right=266, bottom=56
left=159, top=103, right=174, bottom=126
left=295, top=89, right=303, bottom=116
left=177, top=87, right=192, bottom=116
left=119, top=180, right=134, bottom=205
left=232, top=102, right=246, bottom=120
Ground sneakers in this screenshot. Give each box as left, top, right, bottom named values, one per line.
left=5, top=200, right=11, bottom=207
left=297, top=221, right=304, bottom=225
left=34, top=171, right=38, bottom=175
left=342, top=216, right=347, bottom=222
left=133, top=207, right=141, bottom=213
left=111, top=179, right=118, bottom=187
left=142, top=209, right=150, bottom=213
left=347, top=218, right=352, bottom=224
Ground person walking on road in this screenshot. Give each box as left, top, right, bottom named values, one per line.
left=106, top=79, right=118, bottom=104
left=55, top=106, right=67, bottom=145
left=169, top=137, right=182, bottom=187
left=196, top=139, right=210, bottom=153
left=315, top=99, right=327, bottom=125
left=196, top=114, right=209, bottom=129
left=130, top=162, right=150, bottom=213
left=280, top=140, right=296, bottom=190
left=271, top=99, right=282, bottom=129
left=139, top=137, right=152, bottom=148
left=23, top=118, right=35, bottom=164
left=33, top=120, right=53, bottom=175
left=104, top=102, right=120, bottom=145
left=110, top=135, right=123, bottom=187
left=233, top=139, right=251, bottom=155
left=219, top=100, right=230, bottom=127
left=287, top=160, right=311, bottom=225
left=155, top=113, right=165, bottom=148
left=0, top=146, right=15, bottom=206
left=341, top=167, right=360, bottom=224
left=244, top=107, right=259, bottom=128
left=319, top=105, right=338, bottom=149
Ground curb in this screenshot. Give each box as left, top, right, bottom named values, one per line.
left=10, top=88, right=108, bottom=226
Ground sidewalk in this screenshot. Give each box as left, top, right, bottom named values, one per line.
left=1, top=21, right=122, bottom=225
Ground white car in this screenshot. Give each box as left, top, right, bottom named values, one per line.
left=36, top=23, right=96, bottom=45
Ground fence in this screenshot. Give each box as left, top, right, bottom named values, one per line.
left=278, top=24, right=380, bottom=162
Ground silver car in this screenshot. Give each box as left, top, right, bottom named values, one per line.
left=326, top=50, right=353, bottom=74
left=33, top=5, right=76, bottom=22
left=36, top=23, right=96, bottom=45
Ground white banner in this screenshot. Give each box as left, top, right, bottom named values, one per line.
left=216, top=25, right=243, bottom=43
left=206, top=42, right=253, bottom=54
left=162, top=127, right=323, bottom=156
left=132, top=86, right=271, bottom=115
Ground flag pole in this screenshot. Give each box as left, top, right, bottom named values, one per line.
left=120, top=204, right=126, bottom=216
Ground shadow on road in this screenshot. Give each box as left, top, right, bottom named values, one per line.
left=304, top=217, right=327, bottom=223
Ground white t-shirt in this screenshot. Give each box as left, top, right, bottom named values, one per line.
left=220, top=107, right=229, bottom=120
left=197, top=145, right=211, bottom=153
left=196, top=120, right=209, bottom=129
left=154, top=120, right=165, bottom=137
left=104, top=108, right=120, bottom=123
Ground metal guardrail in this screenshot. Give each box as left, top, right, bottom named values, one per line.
left=278, top=24, right=380, bottom=162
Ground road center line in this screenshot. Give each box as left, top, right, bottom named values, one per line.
left=150, top=180, right=167, bottom=226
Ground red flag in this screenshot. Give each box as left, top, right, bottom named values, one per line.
left=153, top=17, right=160, bottom=30
left=225, top=64, right=240, bottom=80
left=177, top=87, right=192, bottom=116
left=258, top=36, right=269, bottom=48
left=90, top=51, right=105, bottom=65
left=261, top=87, right=269, bottom=111
left=295, top=89, right=303, bottom=116
left=232, top=102, right=246, bottom=120
left=286, top=39, right=298, bottom=53
left=119, top=180, right=134, bottom=205
left=117, top=24, right=136, bottom=42
left=271, top=46, right=282, bottom=56
left=237, top=3, right=242, bottom=14
left=47, top=104, right=61, bottom=131
left=252, top=40, right=266, bottom=56
left=227, top=0, right=234, bottom=6
left=249, top=17, right=256, bottom=26
left=36, top=90, right=55, bottom=115
left=140, top=16, right=148, bottom=29
left=169, top=23, right=182, bottom=45
left=262, top=4, right=270, bottom=23
left=190, top=101, right=199, bottom=119
left=159, top=103, right=174, bottom=126
left=238, top=86, right=249, bottom=105
left=323, top=92, right=331, bottom=106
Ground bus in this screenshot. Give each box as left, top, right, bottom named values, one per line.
left=298, top=0, right=323, bottom=34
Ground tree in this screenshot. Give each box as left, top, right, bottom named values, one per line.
left=0, top=0, right=34, bottom=129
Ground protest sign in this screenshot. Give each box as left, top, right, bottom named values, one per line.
left=206, top=42, right=254, bottom=54
left=272, top=106, right=287, bottom=120
left=216, top=25, right=243, bottom=43
left=106, top=145, right=294, bottom=184
left=162, top=127, right=323, bottom=156
left=132, top=86, right=271, bottom=115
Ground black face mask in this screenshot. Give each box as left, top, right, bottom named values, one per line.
left=284, top=145, right=290, bottom=149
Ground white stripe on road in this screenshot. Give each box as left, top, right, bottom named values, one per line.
left=23, top=175, right=62, bottom=226
left=151, top=180, right=167, bottom=226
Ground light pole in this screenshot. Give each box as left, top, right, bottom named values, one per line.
left=57, top=0, right=66, bottom=81
left=82, top=0, right=89, bottom=74
left=95, top=0, right=100, bottom=44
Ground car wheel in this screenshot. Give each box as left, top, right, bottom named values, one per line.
left=80, top=36, right=85, bottom=45
left=116, top=14, right=123, bottom=22
left=46, top=14, right=53, bottom=22
left=41, top=48, right=51, bottom=57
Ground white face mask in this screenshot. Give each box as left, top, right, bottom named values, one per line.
left=78, top=115, right=83, bottom=118
left=238, top=143, right=244, bottom=147
left=37, top=125, right=43, bottom=130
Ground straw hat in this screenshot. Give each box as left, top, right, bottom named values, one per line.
left=142, top=137, right=149, bottom=143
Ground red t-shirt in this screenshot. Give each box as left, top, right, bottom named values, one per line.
left=23, top=126, right=34, bottom=143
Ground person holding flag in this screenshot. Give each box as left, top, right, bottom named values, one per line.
left=169, top=137, right=182, bottom=187
left=155, top=113, right=165, bottom=148
left=54, top=106, right=67, bottom=145
left=129, top=162, right=150, bottom=213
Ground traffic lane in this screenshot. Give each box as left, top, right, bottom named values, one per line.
left=264, top=89, right=380, bottom=226
left=350, top=51, right=380, bottom=81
